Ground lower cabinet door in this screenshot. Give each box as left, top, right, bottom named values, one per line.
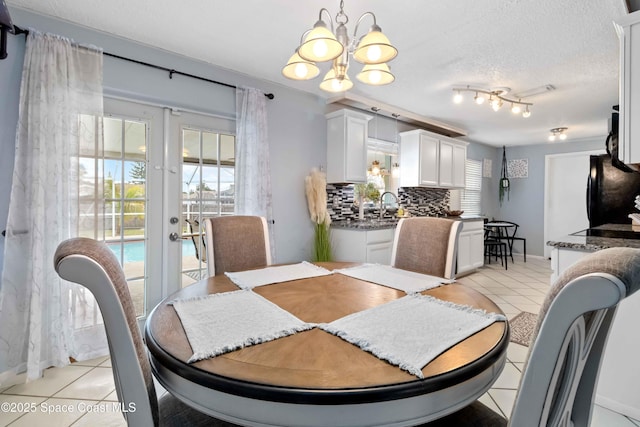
left=366, top=242, right=393, bottom=264
left=469, top=230, right=485, bottom=268
left=457, top=226, right=485, bottom=275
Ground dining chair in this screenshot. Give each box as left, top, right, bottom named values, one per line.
left=185, top=218, right=206, bottom=262
left=53, top=238, right=237, bottom=427
left=203, top=215, right=271, bottom=277
left=390, top=217, right=463, bottom=280
left=495, top=220, right=527, bottom=263
left=419, top=246, right=640, bottom=426
left=484, top=227, right=508, bottom=270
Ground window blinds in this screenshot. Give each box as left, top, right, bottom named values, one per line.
left=461, top=159, right=482, bottom=215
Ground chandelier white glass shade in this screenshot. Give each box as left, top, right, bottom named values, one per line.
left=452, top=86, right=532, bottom=118
left=283, top=0, right=398, bottom=93
left=320, top=68, right=353, bottom=92
left=282, top=52, right=320, bottom=80
left=548, top=127, right=568, bottom=141
left=357, top=63, right=395, bottom=85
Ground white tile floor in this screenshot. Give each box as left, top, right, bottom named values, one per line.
left=0, top=255, right=638, bottom=426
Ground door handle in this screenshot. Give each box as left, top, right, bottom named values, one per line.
left=169, top=232, right=180, bottom=242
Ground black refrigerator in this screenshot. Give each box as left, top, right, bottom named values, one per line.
left=587, top=154, right=640, bottom=227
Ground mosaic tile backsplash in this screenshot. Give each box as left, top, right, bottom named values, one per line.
left=326, top=185, right=450, bottom=221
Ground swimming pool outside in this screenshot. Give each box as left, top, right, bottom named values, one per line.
left=107, top=239, right=195, bottom=263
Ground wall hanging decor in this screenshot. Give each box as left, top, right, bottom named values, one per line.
left=483, top=158, right=492, bottom=178
left=507, top=158, right=529, bottom=178
left=499, top=146, right=510, bottom=205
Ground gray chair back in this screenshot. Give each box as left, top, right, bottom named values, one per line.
left=54, top=238, right=158, bottom=426
left=510, top=247, right=640, bottom=426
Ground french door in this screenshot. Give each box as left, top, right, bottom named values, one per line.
left=98, top=98, right=235, bottom=320
left=165, top=109, right=236, bottom=291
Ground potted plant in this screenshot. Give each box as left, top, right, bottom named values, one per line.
left=499, top=146, right=510, bottom=205
left=304, top=168, right=333, bottom=262
left=354, top=183, right=380, bottom=219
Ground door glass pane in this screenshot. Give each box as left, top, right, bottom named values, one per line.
left=100, top=116, right=148, bottom=317
left=103, top=117, right=123, bottom=158
left=181, top=128, right=235, bottom=285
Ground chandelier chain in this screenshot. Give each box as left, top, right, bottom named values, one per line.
left=336, top=0, right=349, bottom=25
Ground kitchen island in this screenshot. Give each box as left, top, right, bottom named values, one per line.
left=547, top=223, right=640, bottom=420
left=547, top=223, right=640, bottom=283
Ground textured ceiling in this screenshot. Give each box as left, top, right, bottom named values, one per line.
left=6, top=0, right=631, bottom=146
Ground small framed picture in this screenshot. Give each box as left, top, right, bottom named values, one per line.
left=507, top=159, right=528, bottom=179
left=483, top=158, right=492, bottom=178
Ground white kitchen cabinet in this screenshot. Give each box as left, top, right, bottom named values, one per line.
left=399, top=129, right=467, bottom=189
left=331, top=227, right=395, bottom=264
left=615, top=11, right=640, bottom=164
left=456, top=220, right=484, bottom=275
left=326, top=109, right=372, bottom=183
left=439, top=140, right=467, bottom=188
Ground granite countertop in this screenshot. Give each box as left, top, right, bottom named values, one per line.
left=330, top=215, right=486, bottom=231
left=547, top=223, right=640, bottom=252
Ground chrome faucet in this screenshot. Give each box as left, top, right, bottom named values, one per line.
left=379, top=191, right=399, bottom=219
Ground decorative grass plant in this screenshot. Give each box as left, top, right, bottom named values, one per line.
left=305, top=168, right=333, bottom=262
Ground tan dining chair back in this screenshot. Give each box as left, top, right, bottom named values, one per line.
left=203, top=215, right=271, bottom=277
left=423, top=247, right=640, bottom=427
left=53, top=238, right=233, bottom=426
left=390, top=217, right=462, bottom=280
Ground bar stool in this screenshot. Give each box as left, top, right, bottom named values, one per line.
left=484, top=228, right=508, bottom=270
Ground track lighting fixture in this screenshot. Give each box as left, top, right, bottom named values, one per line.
left=452, top=86, right=533, bottom=118
left=548, top=127, right=568, bottom=141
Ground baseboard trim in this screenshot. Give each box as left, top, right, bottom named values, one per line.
left=595, top=393, right=640, bottom=421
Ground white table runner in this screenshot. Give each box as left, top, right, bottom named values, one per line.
left=172, top=290, right=315, bottom=363
left=319, top=294, right=506, bottom=378
left=225, top=261, right=332, bottom=289
left=333, top=264, right=451, bottom=294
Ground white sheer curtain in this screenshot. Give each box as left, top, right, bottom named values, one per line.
left=0, top=31, right=105, bottom=384
left=235, top=86, right=274, bottom=258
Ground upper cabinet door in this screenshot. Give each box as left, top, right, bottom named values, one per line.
left=326, top=109, right=372, bottom=183
left=439, top=140, right=455, bottom=187
left=452, top=143, right=467, bottom=188
left=400, top=129, right=467, bottom=189
left=419, top=134, right=440, bottom=187
left=344, top=114, right=368, bottom=182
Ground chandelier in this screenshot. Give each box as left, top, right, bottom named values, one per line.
left=282, top=0, right=398, bottom=93
left=452, top=86, right=532, bottom=118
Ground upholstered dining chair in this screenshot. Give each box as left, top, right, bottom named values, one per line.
left=390, top=217, right=463, bottom=280
left=419, top=247, right=640, bottom=427
left=203, top=215, right=271, bottom=277
left=54, top=238, right=237, bottom=427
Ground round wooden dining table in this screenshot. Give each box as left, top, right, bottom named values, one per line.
left=144, top=262, right=509, bottom=427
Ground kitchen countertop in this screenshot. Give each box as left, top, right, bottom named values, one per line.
left=547, top=223, right=640, bottom=251
left=331, top=215, right=485, bottom=231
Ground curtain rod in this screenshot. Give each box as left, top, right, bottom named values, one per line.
left=12, top=26, right=275, bottom=100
